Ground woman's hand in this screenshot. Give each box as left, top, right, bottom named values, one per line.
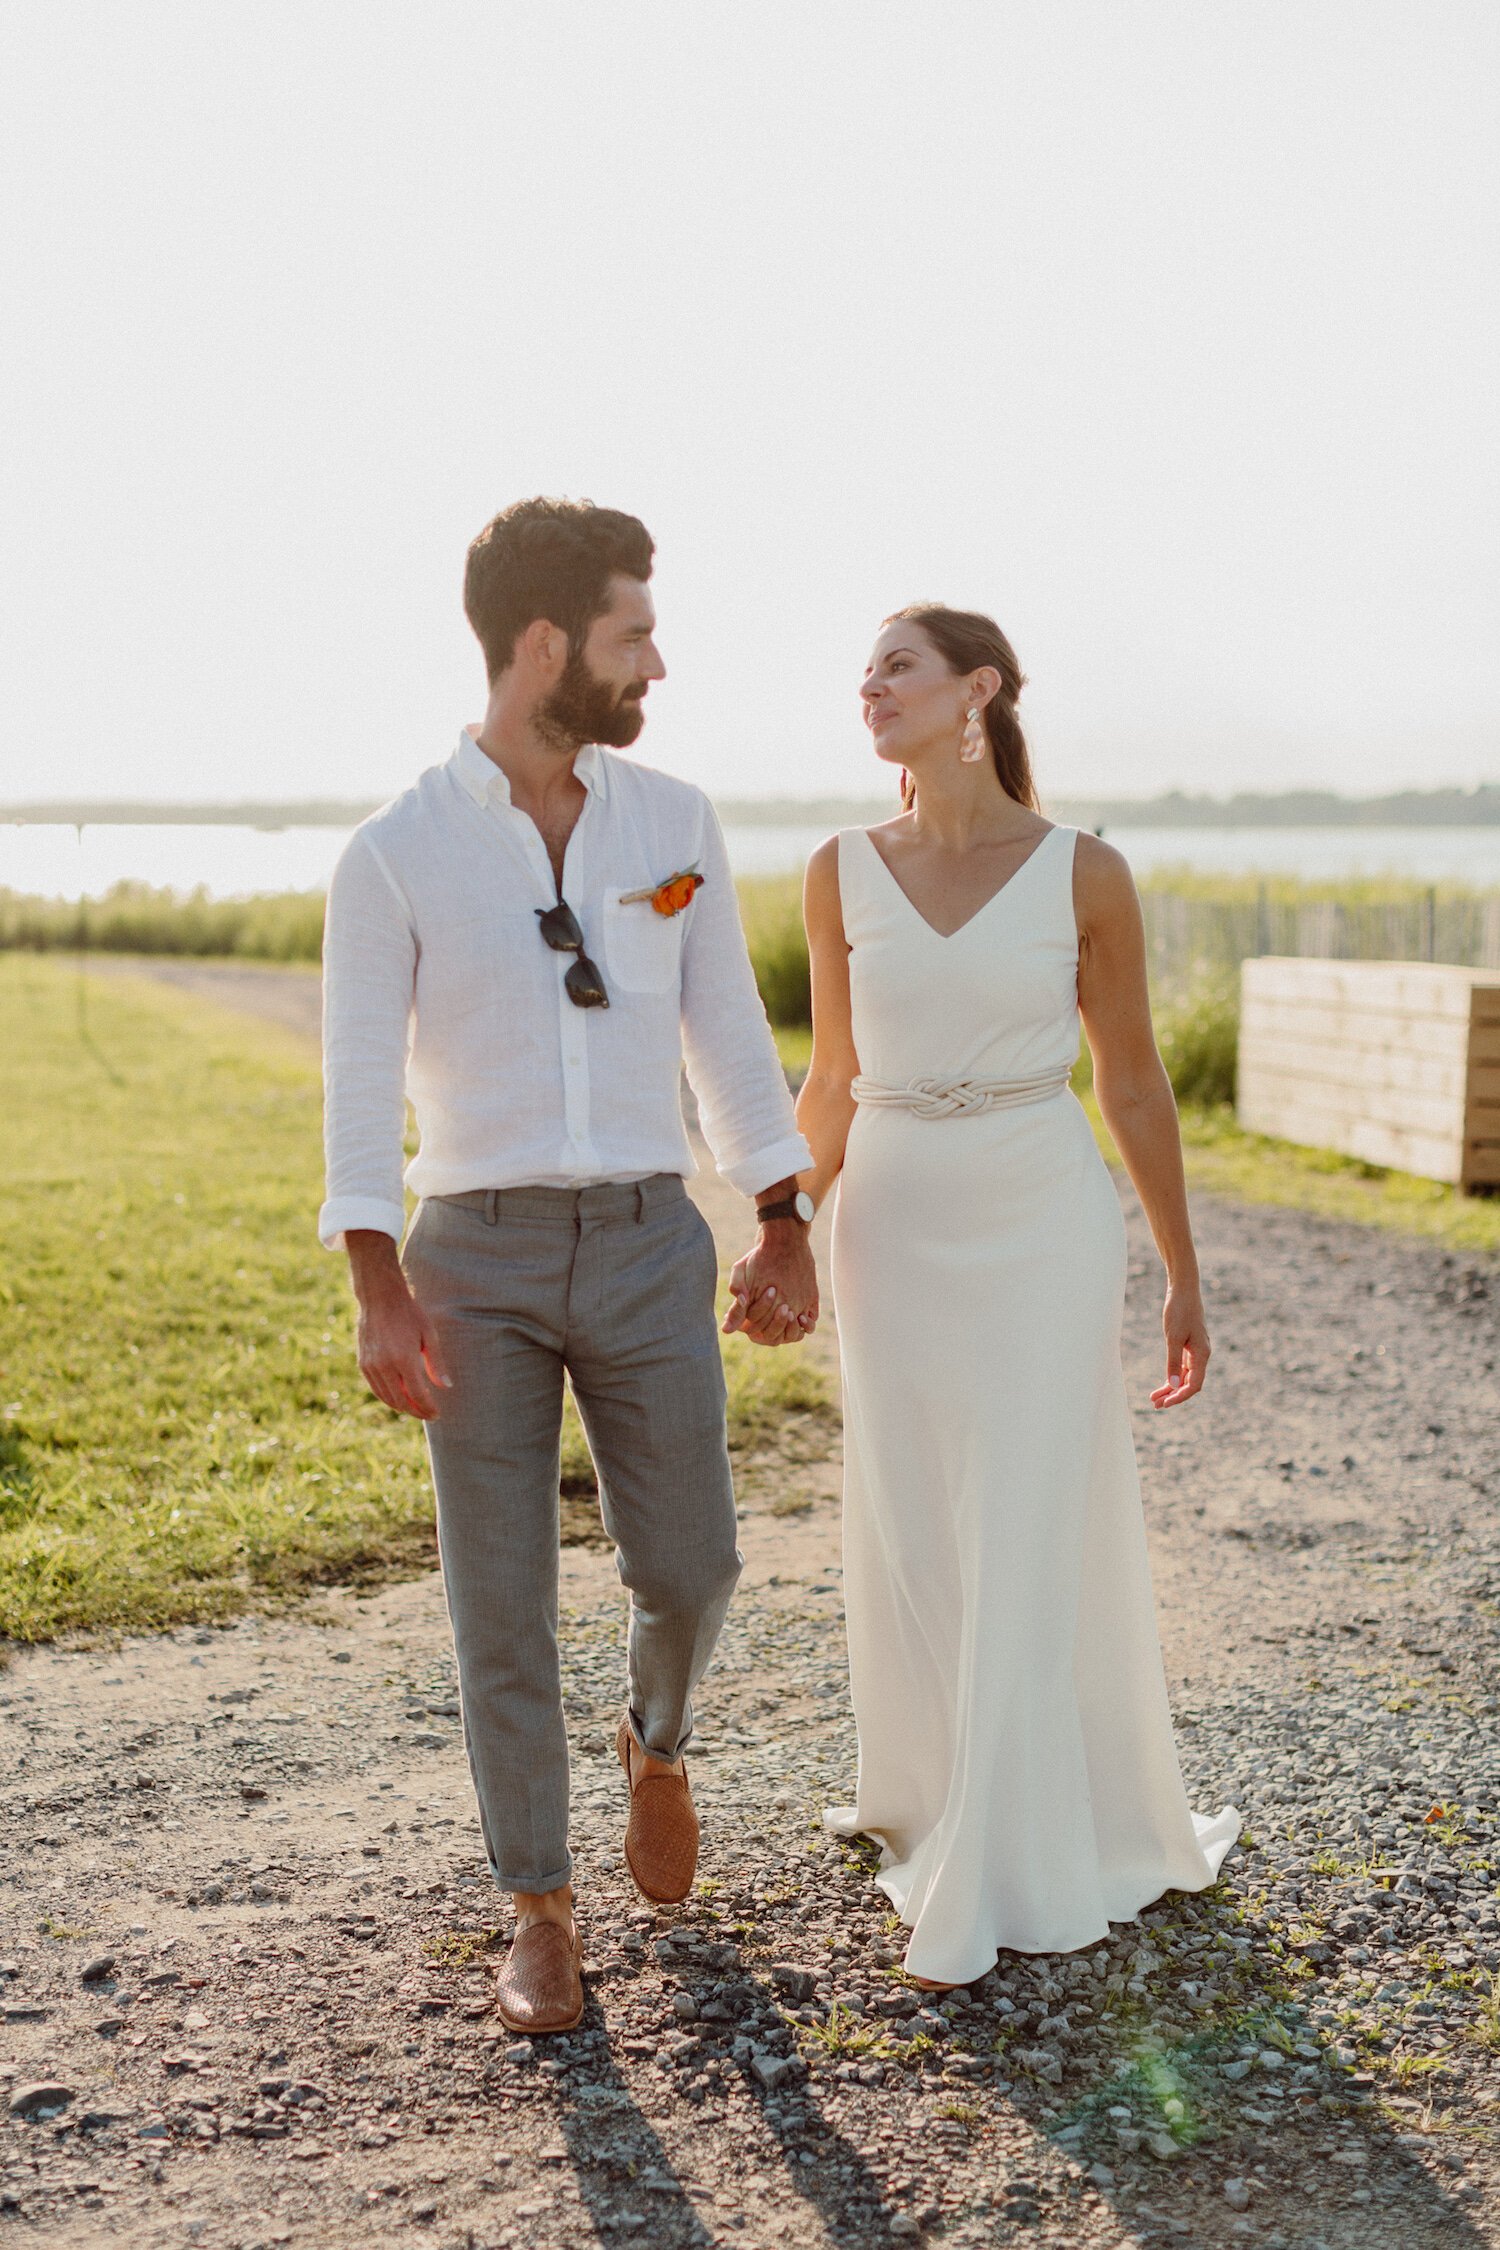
left=1152, top=1278, right=1210, bottom=1409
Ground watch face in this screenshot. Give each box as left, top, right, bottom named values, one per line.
left=794, top=1191, right=815, bottom=1224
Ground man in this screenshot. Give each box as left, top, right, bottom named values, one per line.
left=320, top=497, right=817, bottom=2037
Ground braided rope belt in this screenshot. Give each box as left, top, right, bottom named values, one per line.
left=850, top=1066, right=1073, bottom=1119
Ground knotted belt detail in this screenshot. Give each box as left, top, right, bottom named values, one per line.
left=850, top=1065, right=1073, bottom=1119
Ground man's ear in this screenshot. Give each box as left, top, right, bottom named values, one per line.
left=519, top=615, right=568, bottom=679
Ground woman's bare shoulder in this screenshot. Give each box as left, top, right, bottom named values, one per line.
left=1070, top=829, right=1139, bottom=915
left=803, top=832, right=845, bottom=895
left=803, top=832, right=849, bottom=920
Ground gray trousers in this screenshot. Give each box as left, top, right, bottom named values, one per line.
left=401, top=1175, right=741, bottom=1895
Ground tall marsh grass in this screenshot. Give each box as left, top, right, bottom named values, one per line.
left=0, top=881, right=325, bottom=961
left=7, top=869, right=1498, bottom=1114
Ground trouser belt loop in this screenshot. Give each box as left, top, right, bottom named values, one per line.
left=484, top=1189, right=499, bottom=1226
left=634, top=1181, right=646, bottom=1224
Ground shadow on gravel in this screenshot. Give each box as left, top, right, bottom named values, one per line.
left=544, top=1992, right=912, bottom=2247
left=551, top=2036, right=714, bottom=2246
left=729, top=2079, right=942, bottom=2248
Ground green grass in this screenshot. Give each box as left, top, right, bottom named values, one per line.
left=1172, top=1104, right=1500, bottom=1255
left=0, top=957, right=830, bottom=1649
left=771, top=1025, right=814, bottom=1080
left=1072, top=1079, right=1500, bottom=1257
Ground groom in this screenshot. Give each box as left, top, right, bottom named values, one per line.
left=320, top=497, right=817, bottom=2035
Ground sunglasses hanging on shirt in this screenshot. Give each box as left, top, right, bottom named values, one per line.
left=536, top=899, right=609, bottom=1009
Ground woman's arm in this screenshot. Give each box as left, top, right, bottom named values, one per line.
left=796, top=837, right=860, bottom=1210
left=1074, top=835, right=1210, bottom=1408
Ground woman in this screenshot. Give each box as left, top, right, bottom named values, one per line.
left=799, top=605, right=1238, bottom=1988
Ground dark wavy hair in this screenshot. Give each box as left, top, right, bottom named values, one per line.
left=464, top=497, right=654, bottom=682
left=885, top=603, right=1037, bottom=813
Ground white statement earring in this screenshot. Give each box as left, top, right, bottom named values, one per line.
left=959, top=704, right=986, bottom=763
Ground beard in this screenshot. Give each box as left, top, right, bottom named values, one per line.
left=537, top=650, right=648, bottom=751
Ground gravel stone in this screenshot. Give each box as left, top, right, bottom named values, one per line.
left=7, top=2081, right=74, bottom=2117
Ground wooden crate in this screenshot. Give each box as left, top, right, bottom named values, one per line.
left=1237, top=957, right=1500, bottom=1190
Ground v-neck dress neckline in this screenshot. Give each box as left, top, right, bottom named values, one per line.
left=859, top=822, right=1059, bottom=941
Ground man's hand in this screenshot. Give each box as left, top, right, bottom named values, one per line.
left=722, top=1221, right=819, bottom=1348
left=346, top=1229, right=452, bottom=1419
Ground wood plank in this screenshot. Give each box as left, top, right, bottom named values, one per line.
left=1238, top=1065, right=1462, bottom=1142
left=1473, top=988, right=1500, bottom=1025
left=1237, top=1071, right=1459, bottom=1145
left=1241, top=1071, right=1457, bottom=1152
left=1239, top=996, right=1473, bottom=1063
left=1242, top=958, right=1500, bottom=1019
left=1236, top=1091, right=1465, bottom=1182
left=1463, top=1146, right=1500, bottom=1186
left=1467, top=1067, right=1500, bottom=1103
left=1244, top=956, right=1500, bottom=996
left=1239, top=1033, right=1468, bottom=1101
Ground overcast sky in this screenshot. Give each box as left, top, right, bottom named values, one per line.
left=3, top=2, right=1497, bottom=809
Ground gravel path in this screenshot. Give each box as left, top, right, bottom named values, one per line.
left=3, top=960, right=1500, bottom=2249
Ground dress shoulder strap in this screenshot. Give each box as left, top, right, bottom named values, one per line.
left=835, top=827, right=892, bottom=941
left=1045, top=824, right=1081, bottom=948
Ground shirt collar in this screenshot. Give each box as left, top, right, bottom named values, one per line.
left=451, top=729, right=610, bottom=807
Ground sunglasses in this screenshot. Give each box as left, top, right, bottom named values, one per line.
left=535, top=900, right=609, bottom=1009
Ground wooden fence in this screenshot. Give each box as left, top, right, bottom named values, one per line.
left=1142, top=886, right=1500, bottom=996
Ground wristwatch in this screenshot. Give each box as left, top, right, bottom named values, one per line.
left=756, top=1190, right=815, bottom=1225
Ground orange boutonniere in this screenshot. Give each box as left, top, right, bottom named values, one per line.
left=620, top=866, right=705, bottom=918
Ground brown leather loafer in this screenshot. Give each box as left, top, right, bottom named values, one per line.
left=494, top=1918, right=584, bottom=2036
left=616, top=1715, right=699, bottom=1904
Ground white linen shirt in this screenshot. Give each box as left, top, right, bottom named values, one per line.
left=318, top=731, right=810, bottom=1248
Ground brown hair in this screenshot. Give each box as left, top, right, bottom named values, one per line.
left=885, top=604, right=1037, bottom=813
left=464, top=497, right=654, bottom=682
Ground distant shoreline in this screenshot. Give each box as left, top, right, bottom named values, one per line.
left=3, top=785, right=1499, bottom=829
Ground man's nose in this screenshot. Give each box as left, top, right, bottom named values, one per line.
left=644, top=641, right=667, bottom=682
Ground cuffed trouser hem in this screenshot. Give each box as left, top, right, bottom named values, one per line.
left=491, top=1857, right=573, bottom=1897
left=624, top=1702, right=695, bottom=1765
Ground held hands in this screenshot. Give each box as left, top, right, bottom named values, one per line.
left=722, top=1223, right=820, bottom=1348
left=1152, top=1278, right=1210, bottom=1409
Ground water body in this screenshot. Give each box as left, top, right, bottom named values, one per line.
left=3, top=820, right=1500, bottom=900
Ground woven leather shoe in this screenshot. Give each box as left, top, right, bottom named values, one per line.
left=617, top=1715, right=699, bottom=1904
left=494, top=1918, right=584, bottom=2036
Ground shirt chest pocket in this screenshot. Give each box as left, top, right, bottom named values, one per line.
left=601, top=887, right=687, bottom=994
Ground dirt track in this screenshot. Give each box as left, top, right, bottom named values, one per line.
left=3, top=959, right=1500, bottom=2250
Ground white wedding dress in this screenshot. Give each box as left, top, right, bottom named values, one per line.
left=824, top=825, right=1238, bottom=1983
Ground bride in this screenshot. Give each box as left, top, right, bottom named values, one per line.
left=797, top=603, right=1238, bottom=1987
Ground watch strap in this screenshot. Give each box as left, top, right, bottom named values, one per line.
left=756, top=1194, right=810, bottom=1225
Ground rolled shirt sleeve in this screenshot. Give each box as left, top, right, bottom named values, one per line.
left=318, top=830, right=416, bottom=1249
left=680, top=803, right=812, bottom=1197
